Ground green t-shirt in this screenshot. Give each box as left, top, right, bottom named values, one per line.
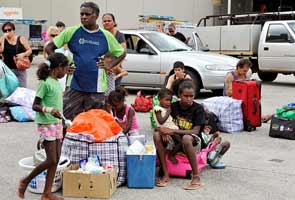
left=35, top=77, right=63, bottom=124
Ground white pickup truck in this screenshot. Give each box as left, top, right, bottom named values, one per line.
left=193, top=15, right=295, bottom=82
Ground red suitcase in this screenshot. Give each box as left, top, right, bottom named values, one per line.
left=232, top=80, right=261, bottom=131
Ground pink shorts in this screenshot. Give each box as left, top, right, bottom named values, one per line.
left=38, top=122, right=63, bottom=142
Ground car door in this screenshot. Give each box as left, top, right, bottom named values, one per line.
left=121, top=33, right=161, bottom=87
left=259, top=23, right=295, bottom=71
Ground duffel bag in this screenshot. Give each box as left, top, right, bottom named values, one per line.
left=202, top=97, right=243, bottom=133
left=88, top=133, right=128, bottom=186
left=269, top=116, right=295, bottom=140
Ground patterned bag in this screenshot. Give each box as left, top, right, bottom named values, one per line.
left=202, top=97, right=243, bottom=133
left=0, top=104, right=11, bottom=123
left=61, top=132, right=128, bottom=186
left=88, top=133, right=128, bottom=186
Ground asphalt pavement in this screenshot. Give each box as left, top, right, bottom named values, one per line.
left=1, top=56, right=295, bottom=200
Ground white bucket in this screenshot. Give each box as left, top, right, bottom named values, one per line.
left=18, top=156, right=70, bottom=193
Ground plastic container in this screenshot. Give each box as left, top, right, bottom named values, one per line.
left=18, top=156, right=70, bottom=193
left=127, top=147, right=156, bottom=188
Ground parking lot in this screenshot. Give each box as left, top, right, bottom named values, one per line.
left=1, top=56, right=295, bottom=200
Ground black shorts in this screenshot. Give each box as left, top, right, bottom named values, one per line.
left=63, top=88, right=105, bottom=121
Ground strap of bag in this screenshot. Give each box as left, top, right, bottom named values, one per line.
left=15, top=36, right=20, bottom=55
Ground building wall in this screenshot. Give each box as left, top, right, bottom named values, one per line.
left=0, top=0, right=215, bottom=28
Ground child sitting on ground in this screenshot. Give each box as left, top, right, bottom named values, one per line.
left=108, top=86, right=139, bottom=136
left=166, top=61, right=191, bottom=92
left=153, top=88, right=182, bottom=164
left=201, top=111, right=231, bottom=169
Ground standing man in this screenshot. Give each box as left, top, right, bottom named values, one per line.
left=46, top=1, right=126, bottom=121
left=167, top=23, right=188, bottom=43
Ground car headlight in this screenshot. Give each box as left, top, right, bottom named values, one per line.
left=205, top=64, right=235, bottom=71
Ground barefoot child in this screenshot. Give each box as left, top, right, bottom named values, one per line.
left=153, top=88, right=181, bottom=164
left=18, top=53, right=69, bottom=200
left=108, top=86, right=139, bottom=136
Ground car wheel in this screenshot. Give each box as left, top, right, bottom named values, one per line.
left=258, top=72, right=278, bottom=82
left=185, top=69, right=201, bottom=97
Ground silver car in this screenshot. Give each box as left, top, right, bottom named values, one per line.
left=121, top=30, right=239, bottom=95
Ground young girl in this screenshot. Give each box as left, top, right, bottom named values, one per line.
left=18, top=53, right=69, bottom=200
left=154, top=80, right=204, bottom=190
left=108, top=86, right=139, bottom=136
left=103, top=53, right=128, bottom=97
left=153, top=88, right=181, bottom=164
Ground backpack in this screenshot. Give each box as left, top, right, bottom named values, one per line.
left=132, top=91, right=152, bottom=112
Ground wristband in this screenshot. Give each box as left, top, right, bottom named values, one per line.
left=42, top=107, right=53, bottom=113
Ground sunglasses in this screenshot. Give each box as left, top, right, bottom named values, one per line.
left=3, top=29, right=12, bottom=33
left=80, top=12, right=93, bottom=16
left=50, top=34, right=58, bottom=37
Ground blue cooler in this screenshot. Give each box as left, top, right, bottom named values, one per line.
left=127, top=149, right=156, bottom=188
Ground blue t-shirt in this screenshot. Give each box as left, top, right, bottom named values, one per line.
left=54, top=25, right=124, bottom=93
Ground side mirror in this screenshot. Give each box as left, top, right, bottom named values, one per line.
left=200, top=47, right=210, bottom=52
left=140, top=47, right=155, bottom=55
left=288, top=37, right=295, bottom=43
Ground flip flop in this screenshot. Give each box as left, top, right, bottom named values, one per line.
left=210, top=161, right=226, bottom=169
left=155, top=178, right=169, bottom=187
left=183, top=182, right=203, bottom=190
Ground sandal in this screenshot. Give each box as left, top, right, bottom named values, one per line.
left=155, top=178, right=170, bottom=187
left=183, top=175, right=203, bottom=190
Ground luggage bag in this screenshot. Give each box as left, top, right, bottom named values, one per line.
left=232, top=80, right=261, bottom=131
left=269, top=116, right=295, bottom=140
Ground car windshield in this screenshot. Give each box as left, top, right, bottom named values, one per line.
left=141, top=32, right=191, bottom=52
left=288, top=22, right=295, bottom=34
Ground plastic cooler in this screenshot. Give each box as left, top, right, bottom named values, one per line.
left=18, top=156, right=70, bottom=193
left=127, top=147, right=156, bottom=188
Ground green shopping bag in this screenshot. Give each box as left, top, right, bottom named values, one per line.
left=276, top=107, right=295, bottom=120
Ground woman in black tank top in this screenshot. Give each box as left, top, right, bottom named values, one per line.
left=0, top=22, right=32, bottom=87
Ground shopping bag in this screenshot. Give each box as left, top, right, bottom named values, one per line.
left=0, top=60, right=19, bottom=98
left=132, top=91, right=152, bottom=112
left=13, top=36, right=31, bottom=70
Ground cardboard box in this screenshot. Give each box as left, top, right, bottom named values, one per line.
left=63, top=165, right=117, bottom=199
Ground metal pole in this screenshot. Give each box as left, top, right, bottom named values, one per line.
left=227, top=0, right=231, bottom=25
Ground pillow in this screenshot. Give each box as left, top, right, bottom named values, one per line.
left=9, top=106, right=35, bottom=122
left=5, top=87, right=35, bottom=108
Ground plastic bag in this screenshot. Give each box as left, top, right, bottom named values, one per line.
left=67, top=109, right=122, bottom=142
left=132, top=91, right=152, bottom=112
left=0, top=60, right=19, bottom=99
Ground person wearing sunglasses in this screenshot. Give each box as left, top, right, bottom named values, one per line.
left=45, top=1, right=126, bottom=124
left=0, top=22, right=32, bottom=87
left=167, top=23, right=189, bottom=44
left=43, top=26, right=59, bottom=58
